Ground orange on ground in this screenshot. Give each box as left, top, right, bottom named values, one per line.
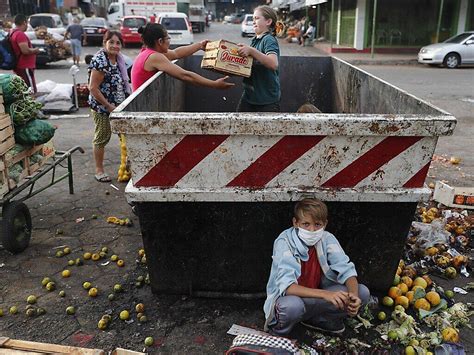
left=421, top=275, right=433, bottom=287
left=412, top=277, right=428, bottom=289
left=388, top=286, right=402, bottom=299
left=396, top=267, right=402, bottom=276
left=426, top=291, right=441, bottom=306
left=401, top=276, right=413, bottom=289
left=414, top=298, right=431, bottom=311
left=397, top=283, right=408, bottom=295
left=395, top=295, right=409, bottom=309
left=406, top=291, right=415, bottom=304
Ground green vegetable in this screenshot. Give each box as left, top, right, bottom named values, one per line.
left=14, top=119, right=55, bottom=145
left=7, top=96, right=43, bottom=125
left=0, top=74, right=29, bottom=104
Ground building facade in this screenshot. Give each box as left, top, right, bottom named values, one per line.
left=274, top=0, right=474, bottom=52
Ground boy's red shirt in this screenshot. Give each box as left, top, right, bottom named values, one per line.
left=297, top=246, right=322, bottom=289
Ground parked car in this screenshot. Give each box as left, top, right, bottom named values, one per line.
left=120, top=16, right=147, bottom=46
left=157, top=12, right=193, bottom=47
left=224, top=13, right=244, bottom=24
left=81, top=17, right=112, bottom=45
left=29, top=13, right=66, bottom=36
left=241, top=14, right=254, bottom=37
left=418, top=31, right=474, bottom=68
left=223, top=14, right=235, bottom=23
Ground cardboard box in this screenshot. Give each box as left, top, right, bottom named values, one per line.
left=433, top=181, right=474, bottom=210
left=201, top=40, right=253, bottom=78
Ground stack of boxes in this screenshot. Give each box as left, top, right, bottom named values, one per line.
left=0, top=88, right=55, bottom=198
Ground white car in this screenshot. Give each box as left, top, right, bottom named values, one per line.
left=418, top=31, right=474, bottom=68
left=157, top=12, right=194, bottom=47
left=241, top=14, right=254, bottom=37
left=28, top=13, right=66, bottom=37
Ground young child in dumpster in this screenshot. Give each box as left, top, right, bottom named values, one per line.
left=263, top=198, right=370, bottom=335
left=236, top=5, right=281, bottom=112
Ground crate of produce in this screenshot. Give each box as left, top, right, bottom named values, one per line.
left=2, top=141, right=54, bottom=189
left=0, top=114, right=15, bottom=156
left=28, top=140, right=55, bottom=175
left=201, top=40, right=253, bottom=78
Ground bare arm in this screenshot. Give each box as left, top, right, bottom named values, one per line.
left=286, top=283, right=349, bottom=310
left=89, top=69, right=115, bottom=112
left=148, top=53, right=233, bottom=89
left=237, top=45, right=278, bottom=71
left=18, top=42, right=39, bottom=55
left=165, top=40, right=207, bottom=61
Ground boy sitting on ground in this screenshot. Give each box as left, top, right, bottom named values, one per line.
left=264, top=198, right=370, bottom=335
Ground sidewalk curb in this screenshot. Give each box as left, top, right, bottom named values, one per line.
left=341, top=59, right=419, bottom=66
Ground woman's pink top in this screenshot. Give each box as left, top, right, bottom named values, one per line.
left=131, top=47, right=158, bottom=91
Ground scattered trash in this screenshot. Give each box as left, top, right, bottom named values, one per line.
left=453, top=287, right=468, bottom=295
left=75, top=217, right=85, bottom=223
left=110, top=184, right=119, bottom=191
left=227, top=324, right=268, bottom=337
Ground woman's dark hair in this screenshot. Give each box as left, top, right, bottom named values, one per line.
left=103, top=30, right=123, bottom=46
left=138, top=23, right=167, bottom=48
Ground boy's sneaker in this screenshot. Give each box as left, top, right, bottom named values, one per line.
left=301, top=320, right=345, bottom=334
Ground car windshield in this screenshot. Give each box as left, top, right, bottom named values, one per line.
left=123, top=18, right=146, bottom=28
left=444, top=33, right=472, bottom=43
left=30, top=16, right=55, bottom=28
left=81, top=18, right=106, bottom=27
left=245, top=16, right=253, bottom=23
left=161, top=18, right=187, bottom=31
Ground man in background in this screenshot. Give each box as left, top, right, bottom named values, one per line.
left=65, top=17, right=85, bottom=66
left=10, top=14, right=40, bottom=93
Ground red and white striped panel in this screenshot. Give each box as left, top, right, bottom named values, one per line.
left=127, top=134, right=436, bottom=190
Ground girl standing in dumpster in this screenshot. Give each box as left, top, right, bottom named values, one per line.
left=264, top=198, right=370, bottom=336
left=236, top=5, right=281, bottom=112
left=131, top=23, right=234, bottom=91
left=88, top=30, right=131, bottom=182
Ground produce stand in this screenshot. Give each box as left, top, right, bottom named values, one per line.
left=0, top=146, right=84, bottom=253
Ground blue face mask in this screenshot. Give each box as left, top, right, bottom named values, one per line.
left=297, top=227, right=324, bottom=246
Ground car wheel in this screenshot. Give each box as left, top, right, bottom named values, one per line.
left=241, top=32, right=245, bottom=37
left=443, top=53, right=460, bottom=69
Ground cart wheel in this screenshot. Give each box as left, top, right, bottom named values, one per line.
left=1, top=201, right=32, bottom=253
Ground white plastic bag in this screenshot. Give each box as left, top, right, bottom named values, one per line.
left=411, top=219, right=450, bottom=248
left=44, top=83, right=72, bottom=102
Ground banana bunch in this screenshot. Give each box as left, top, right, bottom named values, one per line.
left=117, top=134, right=131, bottom=182
left=107, top=216, right=132, bottom=227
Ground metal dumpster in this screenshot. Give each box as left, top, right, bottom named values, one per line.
left=111, top=56, right=456, bottom=296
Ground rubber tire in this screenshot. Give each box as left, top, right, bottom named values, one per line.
left=443, top=53, right=460, bottom=69
left=1, top=201, right=32, bottom=254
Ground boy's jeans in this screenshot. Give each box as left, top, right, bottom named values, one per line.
left=270, top=283, right=370, bottom=335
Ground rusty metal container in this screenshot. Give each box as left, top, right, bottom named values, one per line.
left=111, top=56, right=456, bottom=296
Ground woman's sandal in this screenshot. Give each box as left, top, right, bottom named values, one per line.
left=95, top=173, right=111, bottom=182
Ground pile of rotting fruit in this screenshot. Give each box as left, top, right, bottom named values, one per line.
left=305, top=200, right=472, bottom=355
